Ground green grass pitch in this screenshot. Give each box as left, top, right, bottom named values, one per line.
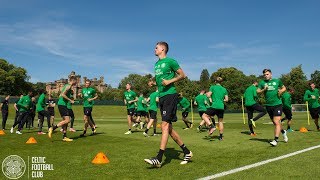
left=1, top=105, right=320, bottom=179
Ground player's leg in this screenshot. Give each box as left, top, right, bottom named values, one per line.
left=246, top=106, right=255, bottom=135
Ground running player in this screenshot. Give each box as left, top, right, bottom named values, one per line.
left=48, top=76, right=77, bottom=142
left=244, top=80, right=267, bottom=136
left=124, top=83, right=138, bottom=134
left=257, top=69, right=288, bottom=146
left=281, top=88, right=294, bottom=132
left=10, top=91, right=34, bottom=134
left=79, top=80, right=97, bottom=136
left=194, top=90, right=210, bottom=132
left=178, top=93, right=193, bottom=129
left=201, top=77, right=228, bottom=140
left=1, top=95, right=10, bottom=130
left=144, top=41, right=192, bottom=167
left=47, top=96, right=56, bottom=128
left=36, top=89, right=51, bottom=134
left=303, top=82, right=320, bottom=130
left=136, top=93, right=149, bottom=129
left=143, top=89, right=159, bottom=137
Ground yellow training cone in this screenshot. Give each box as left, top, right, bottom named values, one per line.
left=0, top=130, right=5, bottom=135
left=92, top=152, right=110, bottom=164
left=299, top=127, right=308, bottom=133
left=157, top=124, right=161, bottom=128
left=26, top=137, right=37, bottom=144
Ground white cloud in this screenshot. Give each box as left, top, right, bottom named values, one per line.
left=208, top=43, right=235, bottom=49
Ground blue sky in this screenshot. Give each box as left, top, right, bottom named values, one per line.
left=1, top=0, right=320, bottom=87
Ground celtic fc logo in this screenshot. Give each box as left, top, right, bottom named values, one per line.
left=2, top=155, right=26, bottom=179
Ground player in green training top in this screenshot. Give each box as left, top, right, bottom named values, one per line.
left=178, top=93, right=193, bottom=129
left=143, top=89, right=159, bottom=137
left=124, top=83, right=139, bottom=134
left=10, top=91, right=34, bottom=134
left=48, top=76, right=77, bottom=142
left=303, top=82, right=320, bottom=130
left=281, top=88, right=294, bottom=132
left=144, top=41, right=192, bottom=167
left=79, top=80, right=98, bottom=136
left=194, top=90, right=211, bottom=132
left=36, top=89, right=51, bottom=135
left=257, top=69, right=287, bottom=146
left=202, top=77, right=228, bottom=140
left=136, top=93, right=149, bottom=130
left=244, top=80, right=267, bottom=136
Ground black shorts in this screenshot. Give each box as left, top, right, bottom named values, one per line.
left=127, top=108, right=135, bottom=116
left=266, top=105, right=282, bottom=119
left=159, top=93, right=178, bottom=123
left=198, top=111, right=205, bottom=117
left=68, top=109, right=75, bottom=118
left=182, top=111, right=189, bottom=118
left=58, top=105, right=69, bottom=117
left=137, top=111, right=148, bottom=117
left=246, top=103, right=266, bottom=113
left=48, top=107, right=55, bottom=116
left=205, top=108, right=224, bottom=119
left=310, top=107, right=320, bottom=119
left=84, top=107, right=93, bottom=116
left=149, top=110, right=157, bottom=120
left=283, top=107, right=292, bottom=120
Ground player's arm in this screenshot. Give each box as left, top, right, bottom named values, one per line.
left=206, top=91, right=213, bottom=103
left=14, top=102, right=18, bottom=111
left=89, top=93, right=98, bottom=102
left=162, top=68, right=186, bottom=86
left=129, top=97, right=138, bottom=104
left=61, top=85, right=74, bottom=103
left=224, top=95, right=229, bottom=102
left=303, top=91, right=311, bottom=101
left=124, top=99, right=127, bottom=105
left=278, top=85, right=286, bottom=96
left=257, top=86, right=267, bottom=94
left=0, top=102, right=3, bottom=112
left=194, top=100, right=198, bottom=106
left=155, top=97, right=159, bottom=103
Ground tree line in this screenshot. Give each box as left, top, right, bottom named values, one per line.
left=1, top=59, right=320, bottom=110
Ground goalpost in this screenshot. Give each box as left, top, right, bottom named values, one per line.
left=291, top=103, right=310, bottom=125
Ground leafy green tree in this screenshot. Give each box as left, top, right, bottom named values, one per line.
left=0, top=59, right=31, bottom=95
left=199, top=69, right=210, bottom=91
left=280, top=65, right=308, bottom=103
left=118, top=74, right=154, bottom=97
left=210, top=67, right=254, bottom=110
left=310, top=70, right=320, bottom=86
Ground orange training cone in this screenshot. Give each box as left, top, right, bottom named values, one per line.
left=26, top=137, right=37, bottom=144
left=92, top=152, right=109, bottom=164
left=0, top=130, right=5, bottom=135
left=299, top=127, right=308, bottom=133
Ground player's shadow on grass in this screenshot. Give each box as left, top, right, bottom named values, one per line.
left=202, top=135, right=218, bottom=141
left=71, top=132, right=105, bottom=140
left=146, top=148, right=182, bottom=169
left=240, top=131, right=252, bottom=135
left=249, top=138, right=270, bottom=143
left=162, top=148, right=183, bottom=167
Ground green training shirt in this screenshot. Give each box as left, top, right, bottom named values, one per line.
left=17, top=95, right=32, bottom=112
left=154, top=57, right=180, bottom=98
left=303, top=88, right=320, bottom=108
left=244, top=85, right=258, bottom=106
left=281, top=91, right=292, bottom=109
left=258, top=79, right=283, bottom=106
left=124, top=90, right=137, bottom=109
left=209, top=84, right=228, bottom=110
left=36, top=93, right=46, bottom=112
left=178, top=97, right=191, bottom=112
left=82, top=87, right=96, bottom=108
left=148, top=91, right=159, bottom=111
left=137, top=96, right=147, bottom=112
left=58, top=84, right=73, bottom=106
left=195, top=94, right=209, bottom=112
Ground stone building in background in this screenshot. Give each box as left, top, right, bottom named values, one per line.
left=46, top=71, right=106, bottom=97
